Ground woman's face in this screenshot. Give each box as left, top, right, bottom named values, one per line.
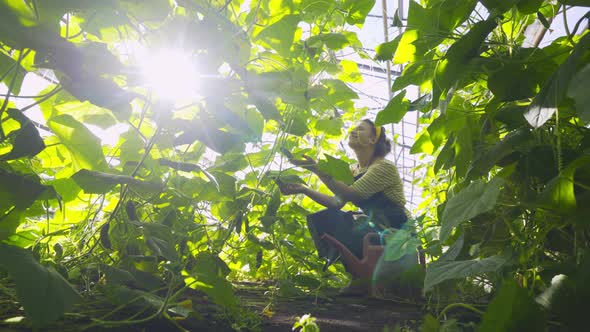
left=348, top=121, right=376, bottom=149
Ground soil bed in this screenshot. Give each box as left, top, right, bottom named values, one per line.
left=0, top=282, right=426, bottom=331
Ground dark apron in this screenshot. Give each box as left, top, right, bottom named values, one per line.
left=307, top=173, right=408, bottom=260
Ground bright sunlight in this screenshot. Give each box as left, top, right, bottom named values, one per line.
left=139, top=49, right=200, bottom=102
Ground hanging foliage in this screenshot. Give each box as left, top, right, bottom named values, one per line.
left=374, top=0, right=590, bottom=329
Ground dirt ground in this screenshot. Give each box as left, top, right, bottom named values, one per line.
left=241, top=288, right=424, bottom=331
left=0, top=282, right=425, bottom=332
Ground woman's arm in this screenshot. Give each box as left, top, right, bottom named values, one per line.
left=276, top=182, right=345, bottom=209
left=314, top=171, right=364, bottom=203
left=301, top=186, right=346, bottom=209
left=287, top=155, right=365, bottom=203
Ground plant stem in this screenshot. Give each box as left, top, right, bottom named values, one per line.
left=436, top=302, right=485, bottom=320
left=19, top=85, right=62, bottom=112
left=0, top=49, right=30, bottom=139
left=571, top=11, right=590, bottom=36
left=562, top=5, right=575, bottom=47
left=83, top=277, right=176, bottom=330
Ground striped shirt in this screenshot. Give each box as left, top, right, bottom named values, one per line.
left=350, top=159, right=406, bottom=209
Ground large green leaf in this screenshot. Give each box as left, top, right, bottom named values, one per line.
left=438, top=233, right=464, bottom=262
left=424, top=255, right=507, bottom=291
left=374, top=34, right=401, bottom=61
left=30, top=0, right=94, bottom=26
left=254, top=14, right=300, bottom=57
left=383, top=228, right=422, bottom=262
left=48, top=178, right=82, bottom=203
left=393, top=29, right=423, bottom=64
left=408, top=0, right=476, bottom=35
left=265, top=170, right=307, bottom=185
left=468, top=128, right=532, bottom=179
left=74, top=42, right=125, bottom=77
left=317, top=154, right=354, bottom=185
left=0, top=243, right=80, bottom=328
left=440, top=177, right=504, bottom=241
left=375, top=90, right=409, bottom=126
left=205, top=98, right=254, bottom=135
left=314, top=117, right=344, bottom=136
left=308, top=79, right=359, bottom=108
left=100, top=265, right=138, bottom=288
left=524, top=33, right=590, bottom=128
left=264, top=189, right=281, bottom=218
left=120, top=0, right=171, bottom=21
left=283, top=111, right=309, bottom=137
left=78, top=8, right=131, bottom=42
left=410, top=130, right=434, bottom=154
left=541, top=256, right=590, bottom=331
left=60, top=75, right=133, bottom=118
left=480, top=0, right=518, bottom=13
left=338, top=59, right=362, bottom=83
left=453, top=124, right=473, bottom=178
left=144, top=223, right=177, bottom=262
left=72, top=169, right=162, bottom=194
left=54, top=101, right=118, bottom=129
left=478, top=281, right=545, bottom=332
left=250, top=94, right=282, bottom=121
left=0, top=109, right=45, bottom=160
left=342, top=0, right=375, bottom=26
left=494, top=104, right=528, bottom=129
left=300, top=0, right=336, bottom=20
left=0, top=168, right=57, bottom=214
left=245, top=68, right=309, bottom=108
left=0, top=51, right=26, bottom=95
left=538, top=156, right=590, bottom=214
left=408, top=0, right=447, bottom=34
left=517, top=0, right=545, bottom=14
left=188, top=252, right=236, bottom=309
left=567, top=62, right=590, bottom=123
left=101, top=284, right=165, bottom=312
left=539, top=173, right=577, bottom=214
left=0, top=210, right=23, bottom=241
left=306, top=33, right=350, bottom=50
left=392, top=59, right=436, bottom=91
left=157, top=158, right=219, bottom=190
left=426, top=115, right=448, bottom=149
left=401, top=0, right=477, bottom=63
left=488, top=64, right=539, bottom=101
left=33, top=38, right=134, bottom=117
left=206, top=171, right=237, bottom=199
left=420, top=314, right=441, bottom=332
left=0, top=0, right=37, bottom=26
left=0, top=1, right=35, bottom=47
left=558, top=0, right=590, bottom=6
left=434, top=137, right=455, bottom=173
left=433, top=17, right=498, bottom=106
left=174, top=121, right=245, bottom=154
left=47, top=114, right=108, bottom=171
left=211, top=153, right=248, bottom=173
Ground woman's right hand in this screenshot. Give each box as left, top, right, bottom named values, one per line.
left=276, top=181, right=306, bottom=196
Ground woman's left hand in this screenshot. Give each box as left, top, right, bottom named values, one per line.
left=276, top=181, right=306, bottom=195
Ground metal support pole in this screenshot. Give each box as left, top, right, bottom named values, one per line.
left=382, top=0, right=397, bottom=160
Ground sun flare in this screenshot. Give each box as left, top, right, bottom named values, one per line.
left=140, top=49, right=199, bottom=102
